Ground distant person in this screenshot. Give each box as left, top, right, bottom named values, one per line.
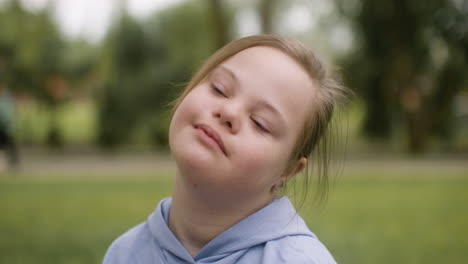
left=103, top=35, right=351, bottom=263
left=0, top=86, right=18, bottom=170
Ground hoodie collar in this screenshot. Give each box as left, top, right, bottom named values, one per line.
left=147, top=197, right=314, bottom=262
left=147, top=198, right=194, bottom=262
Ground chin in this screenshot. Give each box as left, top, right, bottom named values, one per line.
left=172, top=142, right=216, bottom=174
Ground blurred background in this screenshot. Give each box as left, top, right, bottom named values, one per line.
left=0, top=0, right=467, bottom=263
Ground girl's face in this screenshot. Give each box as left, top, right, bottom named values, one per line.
left=169, top=46, right=315, bottom=207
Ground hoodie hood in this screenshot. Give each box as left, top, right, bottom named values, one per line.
left=147, top=197, right=316, bottom=263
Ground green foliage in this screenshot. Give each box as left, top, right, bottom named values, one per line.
left=0, top=0, right=66, bottom=100
left=62, top=40, right=99, bottom=88
left=96, top=2, right=226, bottom=149
left=0, top=172, right=467, bottom=263
left=153, top=1, right=218, bottom=66
left=16, top=100, right=96, bottom=146
left=0, top=0, right=101, bottom=149
left=337, top=0, right=468, bottom=152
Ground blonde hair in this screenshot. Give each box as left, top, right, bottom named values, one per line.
left=172, top=34, right=352, bottom=206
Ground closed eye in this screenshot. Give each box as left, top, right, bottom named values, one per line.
left=211, top=84, right=227, bottom=98
left=251, top=118, right=270, bottom=133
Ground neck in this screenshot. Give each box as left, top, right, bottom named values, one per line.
left=168, top=175, right=272, bottom=257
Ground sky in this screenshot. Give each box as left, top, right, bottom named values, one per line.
left=12, top=0, right=315, bottom=43
left=3, top=0, right=352, bottom=53
left=16, top=0, right=185, bottom=43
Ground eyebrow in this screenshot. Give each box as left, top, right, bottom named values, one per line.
left=214, top=65, right=239, bottom=84
left=256, top=99, right=287, bottom=128
left=214, top=65, right=287, bottom=128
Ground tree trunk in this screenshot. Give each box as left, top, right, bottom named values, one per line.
left=208, top=0, right=229, bottom=49
left=362, top=75, right=392, bottom=139
left=400, top=84, right=427, bottom=153
left=429, top=56, right=465, bottom=141
left=259, top=0, right=278, bottom=33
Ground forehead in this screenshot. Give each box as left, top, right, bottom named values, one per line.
left=219, top=46, right=314, bottom=94
left=218, top=46, right=315, bottom=128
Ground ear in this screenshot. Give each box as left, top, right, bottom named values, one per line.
left=288, top=157, right=307, bottom=180
left=279, top=157, right=308, bottom=184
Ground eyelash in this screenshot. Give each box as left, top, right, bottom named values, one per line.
left=211, top=84, right=227, bottom=98
left=251, top=118, right=269, bottom=133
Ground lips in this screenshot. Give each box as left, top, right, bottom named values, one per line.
left=194, top=124, right=227, bottom=156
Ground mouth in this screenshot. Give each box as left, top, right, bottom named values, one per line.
left=193, top=124, right=227, bottom=156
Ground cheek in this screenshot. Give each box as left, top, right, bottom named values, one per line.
left=168, top=107, right=186, bottom=147
left=174, top=95, right=196, bottom=120
left=233, top=141, right=289, bottom=184
left=170, top=92, right=202, bottom=130
left=169, top=96, right=197, bottom=153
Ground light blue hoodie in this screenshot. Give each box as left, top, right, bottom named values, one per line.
left=103, top=197, right=336, bottom=264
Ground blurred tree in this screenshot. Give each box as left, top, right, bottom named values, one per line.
left=97, top=14, right=155, bottom=148
left=337, top=0, right=468, bottom=153
left=63, top=40, right=98, bottom=96
left=429, top=2, right=468, bottom=141
left=97, top=1, right=234, bottom=149
left=209, top=0, right=230, bottom=48
left=259, top=0, right=279, bottom=33
left=0, top=0, right=69, bottom=148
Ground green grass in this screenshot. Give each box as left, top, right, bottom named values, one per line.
left=305, top=174, right=468, bottom=263
left=0, top=173, right=467, bottom=264
left=0, top=175, right=173, bottom=264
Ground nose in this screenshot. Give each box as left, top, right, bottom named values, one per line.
left=214, top=103, right=240, bottom=134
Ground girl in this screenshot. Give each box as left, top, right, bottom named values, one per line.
left=104, top=35, right=350, bottom=264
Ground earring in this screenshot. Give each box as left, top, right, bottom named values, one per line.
left=271, top=179, right=286, bottom=193
left=277, top=181, right=285, bottom=189
left=273, top=180, right=285, bottom=191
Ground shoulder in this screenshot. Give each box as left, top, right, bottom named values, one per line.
left=263, top=235, right=337, bottom=264
left=103, top=222, right=155, bottom=264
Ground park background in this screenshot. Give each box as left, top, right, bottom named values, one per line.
left=0, top=0, right=467, bottom=263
